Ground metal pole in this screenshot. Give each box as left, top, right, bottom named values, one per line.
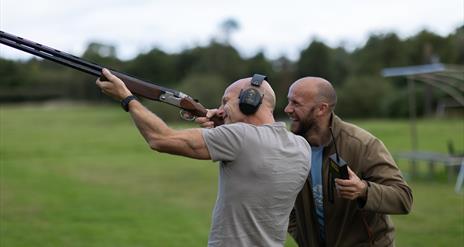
left=408, top=76, right=418, bottom=177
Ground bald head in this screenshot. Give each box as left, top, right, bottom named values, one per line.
left=225, top=77, right=276, bottom=110
left=290, top=77, right=337, bottom=110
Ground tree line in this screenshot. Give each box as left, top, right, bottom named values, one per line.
left=0, top=26, right=462, bottom=120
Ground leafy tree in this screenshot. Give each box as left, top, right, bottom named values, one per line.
left=336, top=76, right=394, bottom=118
left=445, top=25, right=464, bottom=64
left=177, top=73, right=228, bottom=109
left=329, top=47, right=351, bottom=86
left=297, top=40, right=332, bottom=81
left=185, top=41, right=245, bottom=82
left=127, top=48, right=178, bottom=86
left=404, top=30, right=448, bottom=64
left=352, top=33, right=407, bottom=75
left=0, top=58, right=21, bottom=87
left=271, top=56, right=297, bottom=117
left=244, top=52, right=274, bottom=78
left=83, top=42, right=117, bottom=58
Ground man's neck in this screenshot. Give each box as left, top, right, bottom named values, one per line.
left=306, top=116, right=331, bottom=147
left=244, top=112, right=275, bottom=126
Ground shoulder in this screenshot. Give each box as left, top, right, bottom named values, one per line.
left=217, top=122, right=287, bottom=135
left=201, top=123, right=256, bottom=145
left=269, top=122, right=309, bottom=141
left=335, top=117, right=393, bottom=165
left=203, top=122, right=249, bottom=135
left=336, top=118, right=379, bottom=147
left=271, top=122, right=311, bottom=156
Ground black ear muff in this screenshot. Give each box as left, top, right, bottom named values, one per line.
left=239, top=88, right=263, bottom=115
left=238, top=74, right=267, bottom=115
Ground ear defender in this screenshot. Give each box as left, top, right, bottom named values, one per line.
left=238, top=74, right=267, bottom=115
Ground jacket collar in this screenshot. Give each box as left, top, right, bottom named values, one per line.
left=327, top=113, right=342, bottom=147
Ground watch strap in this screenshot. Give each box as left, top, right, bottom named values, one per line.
left=121, top=95, right=137, bottom=112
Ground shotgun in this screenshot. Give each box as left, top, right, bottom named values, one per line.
left=0, top=30, right=223, bottom=126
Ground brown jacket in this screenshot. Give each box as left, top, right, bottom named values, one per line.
left=288, top=115, right=413, bottom=247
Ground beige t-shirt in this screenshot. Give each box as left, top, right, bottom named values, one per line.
left=202, top=122, right=311, bottom=247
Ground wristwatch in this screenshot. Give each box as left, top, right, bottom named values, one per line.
left=121, top=95, right=137, bottom=112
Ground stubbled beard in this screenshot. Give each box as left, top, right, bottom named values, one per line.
left=295, top=106, right=319, bottom=137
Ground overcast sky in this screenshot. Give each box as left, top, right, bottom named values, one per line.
left=0, top=0, right=462, bottom=61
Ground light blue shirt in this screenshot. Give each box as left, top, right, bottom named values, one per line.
left=311, top=146, right=325, bottom=241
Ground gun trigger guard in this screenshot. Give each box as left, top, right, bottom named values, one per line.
left=180, top=110, right=196, bottom=121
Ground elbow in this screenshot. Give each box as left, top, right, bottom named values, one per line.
left=148, top=140, right=160, bottom=151
left=400, top=187, right=414, bottom=214
left=146, top=129, right=176, bottom=153
left=400, top=200, right=413, bottom=215
left=148, top=139, right=167, bottom=153
left=404, top=194, right=414, bottom=214
left=148, top=138, right=177, bottom=155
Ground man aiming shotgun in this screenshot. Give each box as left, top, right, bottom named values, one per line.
left=96, top=69, right=311, bottom=246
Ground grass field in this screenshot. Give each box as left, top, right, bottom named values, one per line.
left=1, top=104, right=463, bottom=246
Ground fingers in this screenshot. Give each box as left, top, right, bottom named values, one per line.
left=335, top=170, right=360, bottom=200
left=95, top=79, right=112, bottom=93
left=335, top=167, right=359, bottom=186
left=97, top=68, right=122, bottom=85
left=195, top=117, right=215, bottom=128
left=194, top=109, right=219, bottom=128
left=96, top=68, right=114, bottom=86
left=338, top=191, right=359, bottom=200
left=202, top=122, right=215, bottom=128
left=102, top=68, right=117, bottom=81
left=206, top=109, right=219, bottom=118
left=336, top=183, right=361, bottom=200
left=103, top=68, right=125, bottom=85
left=335, top=169, right=367, bottom=200
left=347, top=166, right=357, bottom=179
left=95, top=68, right=131, bottom=100
left=336, top=185, right=358, bottom=193
left=335, top=178, right=355, bottom=186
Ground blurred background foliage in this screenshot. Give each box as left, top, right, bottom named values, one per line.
left=0, top=25, right=463, bottom=120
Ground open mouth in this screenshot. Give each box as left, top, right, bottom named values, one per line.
left=289, top=116, right=298, bottom=122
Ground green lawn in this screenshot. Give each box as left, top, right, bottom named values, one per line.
left=1, top=105, right=463, bottom=246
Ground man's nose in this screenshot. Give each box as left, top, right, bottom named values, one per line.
left=284, top=104, right=292, bottom=113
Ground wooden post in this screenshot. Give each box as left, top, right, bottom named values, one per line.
left=428, top=161, right=435, bottom=178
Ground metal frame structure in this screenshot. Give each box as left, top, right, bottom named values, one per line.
left=382, top=63, right=464, bottom=192
left=382, top=63, right=463, bottom=152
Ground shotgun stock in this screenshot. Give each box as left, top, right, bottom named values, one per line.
left=0, top=30, right=223, bottom=126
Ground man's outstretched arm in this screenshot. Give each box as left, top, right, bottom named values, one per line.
left=96, top=68, right=210, bottom=160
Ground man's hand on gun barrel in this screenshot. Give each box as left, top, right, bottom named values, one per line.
left=96, top=68, right=132, bottom=101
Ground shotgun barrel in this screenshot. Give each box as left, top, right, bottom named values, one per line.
left=0, top=30, right=223, bottom=126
